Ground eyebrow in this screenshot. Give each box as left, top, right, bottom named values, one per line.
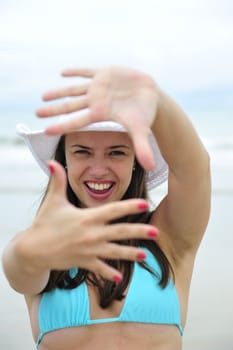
left=70, top=144, right=131, bottom=150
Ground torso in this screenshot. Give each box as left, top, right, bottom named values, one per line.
left=26, top=286, right=183, bottom=350
left=31, top=321, right=182, bottom=350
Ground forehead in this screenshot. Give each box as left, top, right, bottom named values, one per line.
left=65, top=131, right=133, bottom=147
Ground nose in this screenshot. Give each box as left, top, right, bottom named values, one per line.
left=88, top=157, right=110, bottom=178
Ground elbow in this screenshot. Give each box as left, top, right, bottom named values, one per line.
left=2, top=233, right=49, bottom=295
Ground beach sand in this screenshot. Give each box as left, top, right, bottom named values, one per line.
left=1, top=162, right=233, bottom=349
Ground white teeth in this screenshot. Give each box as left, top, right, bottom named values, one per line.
left=87, top=182, right=112, bottom=191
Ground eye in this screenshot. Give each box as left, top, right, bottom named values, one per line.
left=74, top=149, right=91, bottom=156
left=109, top=150, right=126, bottom=156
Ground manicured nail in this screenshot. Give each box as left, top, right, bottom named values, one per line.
left=137, top=251, right=147, bottom=261
left=138, top=201, right=148, bottom=210
left=48, top=163, right=55, bottom=174
left=147, top=228, right=159, bottom=238
left=113, top=275, right=123, bottom=283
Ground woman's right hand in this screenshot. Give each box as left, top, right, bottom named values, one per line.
left=20, top=161, right=159, bottom=283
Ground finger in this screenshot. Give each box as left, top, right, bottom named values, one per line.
left=36, top=97, right=89, bottom=118
left=44, top=112, right=92, bottom=135
left=47, top=160, right=67, bottom=200
left=130, top=126, right=155, bottom=171
left=42, top=84, right=89, bottom=101
left=98, top=244, right=149, bottom=263
left=86, top=199, right=150, bottom=224
left=100, top=223, right=159, bottom=241
left=61, top=68, right=96, bottom=78
left=44, top=103, right=107, bottom=135
left=89, top=259, right=123, bottom=283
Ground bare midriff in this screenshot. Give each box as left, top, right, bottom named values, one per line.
left=37, top=322, right=182, bottom=350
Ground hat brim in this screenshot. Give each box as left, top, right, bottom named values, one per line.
left=16, top=122, right=168, bottom=190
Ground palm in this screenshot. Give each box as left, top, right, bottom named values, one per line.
left=89, top=67, right=156, bottom=127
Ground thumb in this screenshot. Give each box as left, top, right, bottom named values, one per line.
left=47, top=160, right=68, bottom=200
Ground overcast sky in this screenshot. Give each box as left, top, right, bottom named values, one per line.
left=1, top=0, right=233, bottom=105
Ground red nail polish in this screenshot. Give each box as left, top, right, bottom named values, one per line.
left=148, top=228, right=159, bottom=238
left=138, top=201, right=148, bottom=210
left=48, top=164, right=55, bottom=174
left=113, top=275, right=123, bottom=283
left=137, top=251, right=147, bottom=261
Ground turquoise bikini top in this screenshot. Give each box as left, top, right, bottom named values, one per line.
left=36, top=248, right=183, bottom=348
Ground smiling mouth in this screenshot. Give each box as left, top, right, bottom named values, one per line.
left=85, top=181, right=114, bottom=193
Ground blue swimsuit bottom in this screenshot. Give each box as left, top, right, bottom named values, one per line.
left=36, top=248, right=183, bottom=348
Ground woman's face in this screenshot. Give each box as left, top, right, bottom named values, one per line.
left=65, top=131, right=135, bottom=208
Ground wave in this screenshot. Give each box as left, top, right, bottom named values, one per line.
left=0, top=134, right=24, bottom=146
left=1, top=134, right=233, bottom=173
left=1, top=134, right=233, bottom=151
left=203, top=137, right=233, bottom=152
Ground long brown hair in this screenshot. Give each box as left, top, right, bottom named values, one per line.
left=42, top=136, right=174, bottom=308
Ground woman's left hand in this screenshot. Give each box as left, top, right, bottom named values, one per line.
left=36, top=67, right=159, bottom=170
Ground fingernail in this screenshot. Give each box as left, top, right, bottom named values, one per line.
left=48, top=163, right=55, bottom=174
left=137, top=251, right=147, bottom=261
left=36, top=108, right=47, bottom=117
left=147, top=228, right=159, bottom=238
left=138, top=201, right=148, bottom=210
left=113, top=275, right=123, bottom=283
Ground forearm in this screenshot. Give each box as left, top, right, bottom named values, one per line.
left=152, top=88, right=210, bottom=183
left=2, top=230, right=50, bottom=295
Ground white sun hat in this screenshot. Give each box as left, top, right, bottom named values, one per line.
left=16, top=121, right=168, bottom=190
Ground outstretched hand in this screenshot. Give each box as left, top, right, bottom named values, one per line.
left=30, top=160, right=159, bottom=282
left=36, top=67, right=159, bottom=170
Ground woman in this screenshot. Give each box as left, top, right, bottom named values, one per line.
left=2, top=66, right=211, bottom=350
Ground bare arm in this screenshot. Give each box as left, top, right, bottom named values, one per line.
left=151, top=89, right=211, bottom=258
left=2, top=231, right=50, bottom=295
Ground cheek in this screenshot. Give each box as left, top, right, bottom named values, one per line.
left=66, top=165, right=82, bottom=190
left=119, top=164, right=134, bottom=186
